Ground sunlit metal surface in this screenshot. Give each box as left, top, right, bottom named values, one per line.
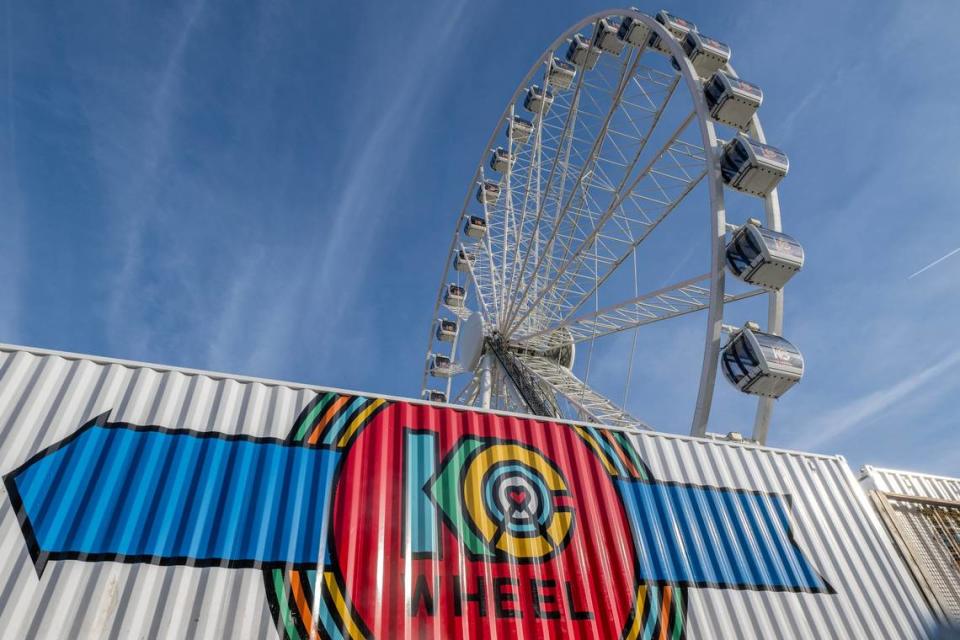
left=0, top=344, right=935, bottom=638
left=861, top=466, right=960, bottom=626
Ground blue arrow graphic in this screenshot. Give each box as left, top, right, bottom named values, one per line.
left=4, top=413, right=340, bottom=576
left=5, top=412, right=831, bottom=595
left=616, top=480, right=831, bottom=592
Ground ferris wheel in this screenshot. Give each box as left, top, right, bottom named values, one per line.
left=421, top=8, right=806, bottom=444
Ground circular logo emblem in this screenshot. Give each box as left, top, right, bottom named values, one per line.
left=451, top=442, right=574, bottom=561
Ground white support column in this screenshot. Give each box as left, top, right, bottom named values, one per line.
left=479, top=352, right=494, bottom=409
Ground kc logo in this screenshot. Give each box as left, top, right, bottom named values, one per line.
left=4, top=392, right=833, bottom=639
left=427, top=437, right=575, bottom=562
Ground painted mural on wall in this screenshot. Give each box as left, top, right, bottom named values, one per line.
left=4, top=393, right=833, bottom=639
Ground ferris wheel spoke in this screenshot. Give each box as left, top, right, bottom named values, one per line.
left=516, top=274, right=765, bottom=348
left=506, top=75, right=685, bottom=334
left=500, top=20, right=608, bottom=316
left=504, top=46, right=644, bottom=330
left=506, top=109, right=701, bottom=336
left=514, top=353, right=653, bottom=431
left=461, top=240, right=499, bottom=324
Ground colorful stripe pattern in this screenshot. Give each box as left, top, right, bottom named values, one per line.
left=265, top=393, right=385, bottom=640
left=573, top=428, right=689, bottom=640
left=295, top=393, right=388, bottom=449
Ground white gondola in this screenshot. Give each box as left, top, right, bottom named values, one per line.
left=490, top=147, right=514, bottom=173
left=444, top=284, right=465, bottom=308
left=505, top=116, right=534, bottom=144
left=649, top=10, right=697, bottom=54
left=476, top=181, right=501, bottom=205
left=547, top=57, right=576, bottom=90
left=566, top=34, right=601, bottom=70
left=704, top=71, right=763, bottom=131
left=422, top=389, right=447, bottom=403
left=720, top=136, right=789, bottom=197
left=617, top=10, right=652, bottom=46
left=593, top=18, right=624, bottom=55
left=682, top=32, right=731, bottom=79
left=430, top=354, right=455, bottom=378
left=436, top=319, right=458, bottom=342
left=454, top=248, right=476, bottom=272
left=523, top=85, right=555, bottom=115
left=721, top=323, right=804, bottom=398
left=463, top=215, right=487, bottom=239
left=726, top=219, right=804, bottom=290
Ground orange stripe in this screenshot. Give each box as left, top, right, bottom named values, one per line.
left=601, top=430, right=640, bottom=477
left=307, top=396, right=351, bottom=444
left=574, top=426, right=617, bottom=475
left=290, top=571, right=317, bottom=639
left=658, top=586, right=673, bottom=640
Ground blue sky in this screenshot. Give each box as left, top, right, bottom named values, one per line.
left=1, top=1, right=958, bottom=475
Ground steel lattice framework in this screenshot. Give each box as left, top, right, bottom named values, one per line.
left=422, top=9, right=792, bottom=442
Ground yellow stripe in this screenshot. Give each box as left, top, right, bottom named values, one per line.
left=337, top=398, right=386, bottom=448
left=574, top=426, right=618, bottom=475
left=323, top=571, right=365, bottom=640
left=624, top=585, right=647, bottom=640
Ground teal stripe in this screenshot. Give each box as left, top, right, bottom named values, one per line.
left=322, top=396, right=368, bottom=446
left=317, top=575, right=346, bottom=640
left=405, top=431, right=438, bottom=554
left=641, top=585, right=659, bottom=640
left=587, top=427, right=628, bottom=476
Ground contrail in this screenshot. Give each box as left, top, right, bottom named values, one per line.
left=908, top=246, right=960, bottom=279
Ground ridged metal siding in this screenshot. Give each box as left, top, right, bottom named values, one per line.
left=860, top=466, right=960, bottom=623
left=861, top=466, right=960, bottom=503
left=0, top=343, right=935, bottom=639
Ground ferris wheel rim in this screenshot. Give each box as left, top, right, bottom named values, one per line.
left=421, top=8, right=786, bottom=440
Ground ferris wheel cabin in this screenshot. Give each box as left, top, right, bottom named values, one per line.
left=506, top=116, right=534, bottom=144
left=436, top=319, right=458, bottom=342
left=444, top=284, right=465, bottom=308
left=463, top=215, right=487, bottom=239
left=490, top=147, right=514, bottom=173
left=593, top=18, right=624, bottom=55
left=430, top=354, right=455, bottom=378
left=566, top=34, right=601, bottom=70
left=422, top=389, right=447, bottom=403
left=682, top=32, right=731, bottom=79
left=524, top=85, right=555, bottom=115
left=726, top=220, right=804, bottom=290
left=721, top=136, right=789, bottom=197
left=705, top=72, right=763, bottom=131
left=650, top=11, right=697, bottom=54
left=476, top=181, right=501, bottom=205
left=721, top=324, right=804, bottom=398
left=618, top=12, right=652, bottom=46
left=454, top=248, right=476, bottom=272
left=547, top=57, right=576, bottom=90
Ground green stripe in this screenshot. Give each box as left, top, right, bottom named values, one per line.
left=271, top=569, right=301, bottom=640
left=614, top=432, right=648, bottom=480
left=294, top=394, right=335, bottom=442
left=671, top=587, right=684, bottom=640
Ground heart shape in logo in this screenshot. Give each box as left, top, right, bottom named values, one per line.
left=508, top=487, right=528, bottom=506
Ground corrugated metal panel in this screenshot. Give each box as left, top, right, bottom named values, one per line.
left=861, top=466, right=960, bottom=503
left=0, top=343, right=935, bottom=639
left=860, top=466, right=960, bottom=624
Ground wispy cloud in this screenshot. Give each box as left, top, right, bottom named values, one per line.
left=238, top=0, right=474, bottom=377
left=105, top=0, right=208, bottom=351
left=789, top=348, right=960, bottom=452
left=907, top=245, right=960, bottom=279
left=0, top=0, right=23, bottom=341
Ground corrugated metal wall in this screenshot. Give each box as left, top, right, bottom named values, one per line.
left=0, top=344, right=935, bottom=639
left=861, top=467, right=960, bottom=503
left=860, top=466, right=960, bottom=624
